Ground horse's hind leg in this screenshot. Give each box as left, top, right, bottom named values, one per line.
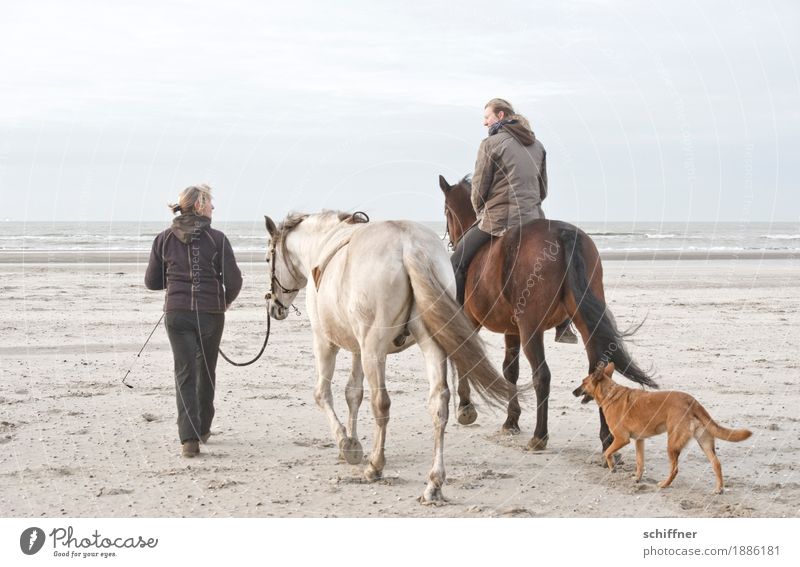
left=311, top=336, right=350, bottom=461
left=501, top=334, right=522, bottom=434
left=361, top=348, right=390, bottom=482
left=340, top=353, right=365, bottom=465
left=571, top=313, right=616, bottom=460
left=520, top=330, right=550, bottom=451
left=455, top=362, right=476, bottom=425
left=411, top=320, right=450, bottom=503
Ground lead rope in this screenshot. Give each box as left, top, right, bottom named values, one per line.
left=218, top=297, right=272, bottom=366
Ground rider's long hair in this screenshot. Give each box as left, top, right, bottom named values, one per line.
left=485, top=98, right=531, bottom=131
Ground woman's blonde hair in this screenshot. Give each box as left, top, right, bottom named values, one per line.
left=169, top=184, right=212, bottom=215
left=485, top=98, right=531, bottom=130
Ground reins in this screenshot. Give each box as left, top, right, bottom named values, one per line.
left=217, top=241, right=302, bottom=368
left=217, top=297, right=272, bottom=367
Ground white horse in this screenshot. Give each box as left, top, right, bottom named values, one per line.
left=264, top=211, right=513, bottom=503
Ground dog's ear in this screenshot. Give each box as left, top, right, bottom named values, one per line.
left=604, top=362, right=616, bottom=377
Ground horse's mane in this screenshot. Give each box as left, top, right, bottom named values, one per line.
left=276, top=210, right=352, bottom=244
left=460, top=174, right=472, bottom=187
left=274, top=210, right=364, bottom=282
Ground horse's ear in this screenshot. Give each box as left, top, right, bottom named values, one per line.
left=438, top=175, right=451, bottom=194
left=264, top=215, right=277, bottom=237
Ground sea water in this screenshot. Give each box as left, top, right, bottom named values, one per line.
left=1, top=221, right=797, bottom=255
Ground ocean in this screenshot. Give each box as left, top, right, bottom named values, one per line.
left=1, top=221, right=798, bottom=257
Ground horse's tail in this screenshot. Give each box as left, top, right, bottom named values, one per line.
left=403, top=252, right=513, bottom=408
left=558, top=228, right=658, bottom=389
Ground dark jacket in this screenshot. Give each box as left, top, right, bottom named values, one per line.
left=471, top=121, right=547, bottom=236
left=145, top=214, right=242, bottom=312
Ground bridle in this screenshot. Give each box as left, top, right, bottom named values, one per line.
left=442, top=206, right=454, bottom=251
left=443, top=205, right=466, bottom=251
left=265, top=241, right=301, bottom=313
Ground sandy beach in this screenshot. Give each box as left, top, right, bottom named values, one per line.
left=0, top=257, right=797, bottom=518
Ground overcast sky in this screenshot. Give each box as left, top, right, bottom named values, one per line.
left=1, top=0, right=798, bottom=223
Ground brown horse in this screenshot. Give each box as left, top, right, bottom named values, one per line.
left=439, top=175, right=657, bottom=453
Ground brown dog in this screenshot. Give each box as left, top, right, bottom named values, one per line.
left=573, top=362, right=752, bottom=493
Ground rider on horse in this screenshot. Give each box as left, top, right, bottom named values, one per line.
left=451, top=98, right=577, bottom=343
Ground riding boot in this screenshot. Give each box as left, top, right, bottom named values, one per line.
left=454, top=269, right=466, bottom=306
left=555, top=319, right=578, bottom=344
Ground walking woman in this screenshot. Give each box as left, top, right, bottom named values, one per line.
left=145, top=184, right=242, bottom=457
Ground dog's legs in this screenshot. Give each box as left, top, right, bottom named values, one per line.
left=597, top=409, right=622, bottom=467
left=697, top=432, right=724, bottom=494
left=633, top=439, right=645, bottom=482
left=603, top=432, right=630, bottom=472
left=659, top=430, right=691, bottom=489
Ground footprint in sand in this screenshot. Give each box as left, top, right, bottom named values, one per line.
left=96, top=487, right=134, bottom=497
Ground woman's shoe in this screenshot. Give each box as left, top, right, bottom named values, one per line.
left=181, top=440, right=200, bottom=457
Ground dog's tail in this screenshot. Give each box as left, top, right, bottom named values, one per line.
left=695, top=404, right=752, bottom=442
left=707, top=422, right=752, bottom=442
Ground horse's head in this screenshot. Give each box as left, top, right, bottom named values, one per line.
left=438, top=175, right=476, bottom=246
left=264, top=213, right=307, bottom=320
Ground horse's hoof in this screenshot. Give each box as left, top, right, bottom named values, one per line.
left=339, top=437, right=364, bottom=465
left=501, top=419, right=520, bottom=434
left=527, top=436, right=548, bottom=451
left=364, top=465, right=383, bottom=482
left=457, top=404, right=478, bottom=425
left=419, top=486, right=447, bottom=506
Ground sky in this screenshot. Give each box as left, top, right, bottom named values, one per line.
left=1, top=0, right=798, bottom=223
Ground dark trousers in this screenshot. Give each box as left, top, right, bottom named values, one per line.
left=450, top=224, right=493, bottom=305
left=165, top=311, right=225, bottom=443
